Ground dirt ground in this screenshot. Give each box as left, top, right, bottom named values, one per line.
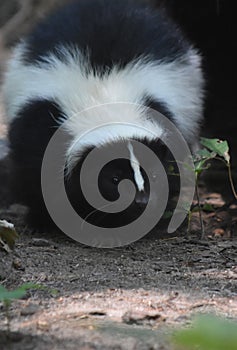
left=0, top=196, right=237, bottom=349
left=0, top=59, right=237, bottom=350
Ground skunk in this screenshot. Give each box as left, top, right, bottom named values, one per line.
left=3, top=0, right=204, bottom=231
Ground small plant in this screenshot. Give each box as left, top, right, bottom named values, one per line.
left=190, top=145, right=216, bottom=238
left=200, top=138, right=237, bottom=200
left=173, top=314, right=237, bottom=350
left=187, top=137, right=237, bottom=238
left=0, top=283, right=39, bottom=333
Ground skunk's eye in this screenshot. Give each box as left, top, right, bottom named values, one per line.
left=112, top=176, right=120, bottom=184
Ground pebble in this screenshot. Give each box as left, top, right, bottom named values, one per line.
left=32, top=238, right=52, bottom=247
left=20, top=304, right=39, bottom=316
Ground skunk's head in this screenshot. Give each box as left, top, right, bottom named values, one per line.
left=65, top=136, right=176, bottom=228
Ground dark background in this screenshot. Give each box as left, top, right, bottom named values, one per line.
left=165, top=0, right=237, bottom=198
left=162, top=0, right=236, bottom=145
left=156, top=0, right=237, bottom=196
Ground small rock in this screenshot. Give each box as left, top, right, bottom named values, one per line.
left=204, top=193, right=225, bottom=208
left=89, top=311, right=106, bottom=316
left=21, top=304, right=39, bottom=316
left=12, top=258, right=24, bottom=270
left=213, top=228, right=225, bottom=237
left=37, top=320, right=50, bottom=331
left=122, top=311, right=164, bottom=326
left=32, top=238, right=51, bottom=247
left=175, top=315, right=190, bottom=323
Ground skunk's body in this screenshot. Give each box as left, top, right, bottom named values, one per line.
left=3, top=0, right=204, bottom=230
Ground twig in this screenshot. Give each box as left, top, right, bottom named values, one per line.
left=227, top=163, right=237, bottom=200
left=195, top=176, right=205, bottom=239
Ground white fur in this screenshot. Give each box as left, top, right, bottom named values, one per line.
left=66, top=120, right=163, bottom=172
left=128, top=142, right=144, bottom=191
left=3, top=43, right=204, bottom=162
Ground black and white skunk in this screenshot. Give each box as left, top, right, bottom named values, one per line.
left=3, top=0, right=204, bottom=231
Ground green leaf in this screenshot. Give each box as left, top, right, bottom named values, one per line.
left=162, top=211, right=173, bottom=219
left=193, top=147, right=217, bottom=175
left=0, top=285, right=7, bottom=293
left=0, top=289, right=26, bottom=301
left=202, top=203, right=215, bottom=212
left=194, top=159, right=211, bottom=175
left=190, top=206, right=200, bottom=213
left=182, top=202, right=192, bottom=213
left=18, top=283, right=41, bottom=291
left=0, top=283, right=40, bottom=302
left=49, top=288, right=59, bottom=296
left=174, top=315, right=237, bottom=350
left=200, top=138, right=230, bottom=163
left=195, top=148, right=216, bottom=159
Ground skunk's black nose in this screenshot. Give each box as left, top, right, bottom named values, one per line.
left=135, top=193, right=149, bottom=208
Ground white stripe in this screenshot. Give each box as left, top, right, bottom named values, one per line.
left=127, top=142, right=144, bottom=192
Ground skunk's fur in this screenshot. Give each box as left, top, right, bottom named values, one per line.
left=3, top=0, right=204, bottom=230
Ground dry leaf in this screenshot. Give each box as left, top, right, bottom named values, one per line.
left=0, top=219, right=18, bottom=252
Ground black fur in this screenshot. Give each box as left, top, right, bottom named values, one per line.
left=65, top=138, right=179, bottom=228
left=6, top=0, right=194, bottom=230
left=8, top=99, right=179, bottom=229
left=8, top=100, right=63, bottom=228
left=23, top=0, right=190, bottom=70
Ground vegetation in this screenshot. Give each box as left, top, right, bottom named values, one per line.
left=188, top=137, right=237, bottom=238
left=173, top=315, right=237, bottom=350
left=0, top=283, right=39, bottom=333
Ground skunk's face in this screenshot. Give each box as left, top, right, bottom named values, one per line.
left=65, top=138, right=178, bottom=228
left=98, top=158, right=150, bottom=206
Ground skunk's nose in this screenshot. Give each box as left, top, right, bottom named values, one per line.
left=135, top=193, right=149, bottom=208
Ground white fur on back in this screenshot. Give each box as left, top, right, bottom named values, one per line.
left=3, top=43, right=204, bottom=145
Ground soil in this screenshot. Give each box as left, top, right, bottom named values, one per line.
left=1, top=127, right=237, bottom=350
left=0, top=54, right=237, bottom=350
